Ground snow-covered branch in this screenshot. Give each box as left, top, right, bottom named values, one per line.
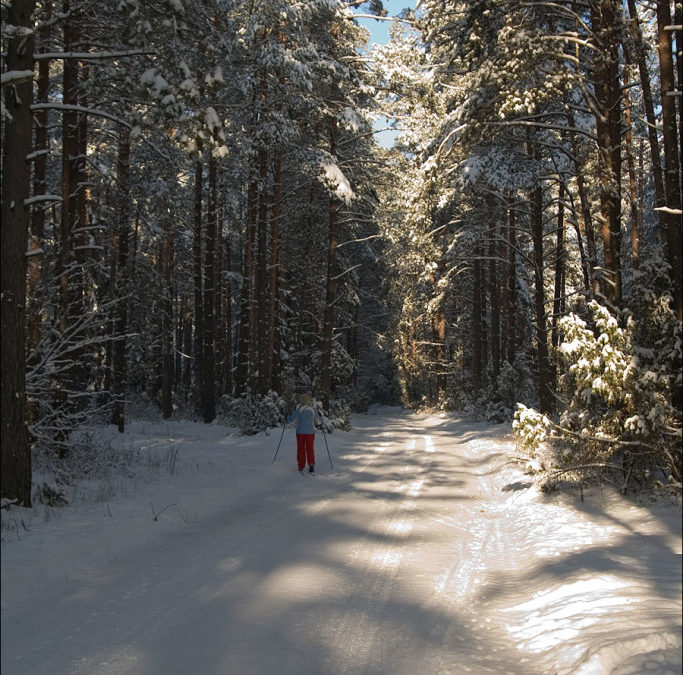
left=30, top=103, right=132, bottom=128
left=34, top=49, right=154, bottom=61
left=337, top=233, right=383, bottom=248
left=1, top=70, right=34, bottom=87
left=487, top=119, right=598, bottom=142
left=24, top=194, right=62, bottom=207
left=351, top=15, right=414, bottom=26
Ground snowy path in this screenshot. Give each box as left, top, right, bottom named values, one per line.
left=1, top=408, right=681, bottom=674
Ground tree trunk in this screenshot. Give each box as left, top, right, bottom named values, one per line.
left=472, top=247, right=484, bottom=396
left=321, top=116, right=339, bottom=411
left=111, top=126, right=131, bottom=432
left=566, top=108, right=600, bottom=297
left=531, top=182, right=553, bottom=414
left=53, top=1, right=81, bottom=439
left=562, top=175, right=590, bottom=292
left=193, top=146, right=204, bottom=407
left=256, top=144, right=269, bottom=394
left=28, top=20, right=51, bottom=358
left=236, top=180, right=257, bottom=394
left=224, top=217, right=233, bottom=395
left=202, top=154, right=217, bottom=422
left=70, top=56, right=89, bottom=397
left=160, top=221, right=174, bottom=419
left=591, top=0, right=623, bottom=307
left=622, top=61, right=640, bottom=270
left=656, top=0, right=682, bottom=317
left=504, top=201, right=518, bottom=364
left=268, top=149, right=282, bottom=393
left=487, top=198, right=500, bottom=382
left=626, top=0, right=666, bottom=214
left=215, top=205, right=224, bottom=396
left=1, top=0, right=37, bottom=506
left=182, top=301, right=193, bottom=398
left=552, top=182, right=566, bottom=348
left=58, top=0, right=80, bottom=335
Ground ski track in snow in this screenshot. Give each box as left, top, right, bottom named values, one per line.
left=1, top=408, right=681, bottom=674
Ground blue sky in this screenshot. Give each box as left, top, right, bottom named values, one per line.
left=354, top=1, right=417, bottom=146
left=354, top=0, right=416, bottom=46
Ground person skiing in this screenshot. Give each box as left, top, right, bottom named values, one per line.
left=287, top=394, right=323, bottom=473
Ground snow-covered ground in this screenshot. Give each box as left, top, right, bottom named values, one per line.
left=1, top=407, right=681, bottom=674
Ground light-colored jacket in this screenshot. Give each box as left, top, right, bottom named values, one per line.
left=287, top=404, right=322, bottom=435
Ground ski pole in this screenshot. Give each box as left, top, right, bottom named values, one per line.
left=272, top=419, right=287, bottom=463
left=321, top=422, right=333, bottom=471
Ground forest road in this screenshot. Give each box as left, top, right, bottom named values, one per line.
left=2, top=409, right=681, bottom=674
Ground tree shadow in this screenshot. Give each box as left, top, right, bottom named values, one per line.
left=15, top=410, right=555, bottom=675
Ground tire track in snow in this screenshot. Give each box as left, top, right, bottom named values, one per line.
left=321, top=418, right=434, bottom=674
left=4, top=412, right=679, bottom=674
left=388, top=430, right=545, bottom=675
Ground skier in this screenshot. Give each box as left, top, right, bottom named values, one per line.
left=287, top=394, right=323, bottom=473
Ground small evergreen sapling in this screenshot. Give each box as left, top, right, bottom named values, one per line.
left=514, top=296, right=681, bottom=491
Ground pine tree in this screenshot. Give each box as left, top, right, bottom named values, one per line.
left=1, top=0, right=38, bottom=506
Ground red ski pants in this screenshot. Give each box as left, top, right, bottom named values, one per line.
left=296, top=434, right=315, bottom=470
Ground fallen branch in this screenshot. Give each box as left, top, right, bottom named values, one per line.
left=150, top=502, right=177, bottom=521
left=547, top=418, right=655, bottom=451
left=548, top=463, right=628, bottom=478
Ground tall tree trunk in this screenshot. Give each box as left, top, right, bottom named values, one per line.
left=487, top=198, right=500, bottom=382
left=182, top=301, right=193, bottom=398
left=111, top=127, right=131, bottom=432
left=268, top=149, right=282, bottom=393
left=626, top=0, right=666, bottom=214
left=562, top=175, right=590, bottom=292
left=656, top=0, right=682, bottom=317
left=622, top=62, right=640, bottom=270
left=472, top=239, right=484, bottom=396
left=105, top=219, right=116, bottom=397
left=531, top=182, right=553, bottom=414
left=479, top=232, right=488, bottom=384
left=58, top=0, right=80, bottom=335
left=202, top=154, right=217, bottom=422
left=193, top=146, right=204, bottom=407
left=501, top=201, right=510, bottom=365
left=70, top=57, right=89, bottom=396
left=1, top=0, right=37, bottom=506
left=638, top=138, right=645, bottom=256
left=505, top=201, right=518, bottom=365
left=575, top=173, right=599, bottom=297
left=256, top=145, right=269, bottom=394
left=566, top=107, right=600, bottom=297
left=592, top=0, right=623, bottom=308
left=160, top=221, right=174, bottom=419
left=552, top=182, right=566, bottom=348
left=236, top=180, right=257, bottom=394
left=321, top=116, right=339, bottom=411
left=54, top=1, right=80, bottom=440
left=215, top=205, right=224, bottom=396
left=174, top=295, right=183, bottom=396
left=224, top=219, right=233, bottom=395
left=28, top=14, right=51, bottom=358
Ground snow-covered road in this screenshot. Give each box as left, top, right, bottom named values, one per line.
left=2, top=408, right=681, bottom=674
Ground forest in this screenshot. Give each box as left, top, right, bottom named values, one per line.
left=1, top=0, right=681, bottom=508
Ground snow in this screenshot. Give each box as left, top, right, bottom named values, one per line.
left=0, top=70, right=34, bottom=86
left=204, top=106, right=222, bottom=132
left=321, top=161, right=356, bottom=204
left=340, top=106, right=362, bottom=132
left=2, top=408, right=681, bottom=674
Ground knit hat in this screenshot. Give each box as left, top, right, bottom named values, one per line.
left=300, top=393, right=311, bottom=404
